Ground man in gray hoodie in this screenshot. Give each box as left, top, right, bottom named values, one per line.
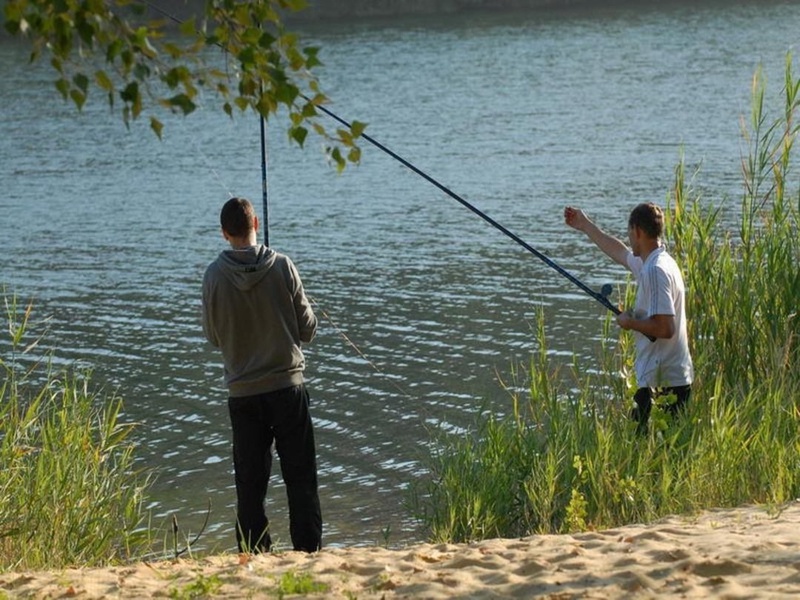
left=202, top=197, right=321, bottom=553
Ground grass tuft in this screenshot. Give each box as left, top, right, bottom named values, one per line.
left=0, top=292, right=153, bottom=571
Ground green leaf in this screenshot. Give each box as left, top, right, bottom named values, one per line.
left=106, top=39, right=123, bottom=63
left=120, top=81, right=137, bottom=102
left=337, top=128, right=353, bottom=145
left=55, top=78, right=70, bottom=100
left=120, top=48, right=134, bottom=72
left=290, top=126, right=308, bottom=147
left=73, top=73, right=89, bottom=94
left=178, top=18, right=197, bottom=36
left=239, top=77, right=258, bottom=96
left=304, top=46, right=322, bottom=69
left=350, top=120, right=367, bottom=139
left=163, top=66, right=190, bottom=89
left=242, top=27, right=262, bottom=46
left=347, top=146, right=361, bottom=164
left=132, top=26, right=157, bottom=59
left=4, top=18, right=21, bottom=36
left=95, top=70, right=113, bottom=92
left=274, top=82, right=298, bottom=105
left=301, top=102, right=317, bottom=118
left=163, top=42, right=183, bottom=60
left=150, top=116, right=163, bottom=139
left=167, top=93, right=196, bottom=115
left=256, top=93, right=276, bottom=115
left=330, top=147, right=345, bottom=172
left=286, top=47, right=305, bottom=70
left=133, top=62, right=151, bottom=81
left=259, top=31, right=277, bottom=49
left=238, top=47, right=256, bottom=68
left=70, top=89, right=86, bottom=111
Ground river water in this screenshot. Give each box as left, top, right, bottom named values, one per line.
left=1, top=0, right=798, bottom=550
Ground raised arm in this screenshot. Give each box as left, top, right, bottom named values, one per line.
left=564, top=206, right=631, bottom=268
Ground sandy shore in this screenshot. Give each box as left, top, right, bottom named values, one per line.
left=3, top=502, right=800, bottom=598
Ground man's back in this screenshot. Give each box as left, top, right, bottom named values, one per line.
left=627, top=246, right=693, bottom=388
left=202, top=244, right=317, bottom=397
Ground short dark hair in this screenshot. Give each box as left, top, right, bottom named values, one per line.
left=628, top=203, right=664, bottom=239
left=220, top=197, right=256, bottom=237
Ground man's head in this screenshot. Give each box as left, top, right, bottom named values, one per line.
left=627, top=203, right=663, bottom=257
left=220, top=197, right=258, bottom=245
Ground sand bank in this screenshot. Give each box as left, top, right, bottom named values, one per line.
left=3, top=502, right=799, bottom=598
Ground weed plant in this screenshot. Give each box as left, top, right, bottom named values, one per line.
left=0, top=294, right=153, bottom=570
left=412, top=54, right=800, bottom=543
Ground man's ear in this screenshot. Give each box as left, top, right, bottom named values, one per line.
left=221, top=227, right=230, bottom=241
left=253, top=215, right=259, bottom=234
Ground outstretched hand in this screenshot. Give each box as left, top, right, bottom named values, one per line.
left=564, top=206, right=590, bottom=232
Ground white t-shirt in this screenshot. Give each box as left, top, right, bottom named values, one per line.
left=625, top=246, right=693, bottom=388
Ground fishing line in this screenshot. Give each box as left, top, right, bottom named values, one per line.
left=309, top=296, right=414, bottom=400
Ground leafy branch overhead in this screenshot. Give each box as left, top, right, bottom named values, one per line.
left=2, top=0, right=365, bottom=169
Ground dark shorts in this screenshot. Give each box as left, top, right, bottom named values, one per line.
left=631, top=385, right=691, bottom=433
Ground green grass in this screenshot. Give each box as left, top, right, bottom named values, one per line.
left=168, top=574, right=223, bottom=599
left=412, top=52, right=800, bottom=543
left=275, top=570, right=329, bottom=597
left=0, top=294, right=153, bottom=571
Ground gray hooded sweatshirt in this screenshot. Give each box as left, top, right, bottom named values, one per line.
left=202, top=244, right=317, bottom=397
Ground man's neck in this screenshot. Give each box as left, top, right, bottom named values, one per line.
left=228, top=234, right=258, bottom=249
left=639, top=240, right=661, bottom=263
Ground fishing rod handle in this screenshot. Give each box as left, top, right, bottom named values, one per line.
left=607, top=302, right=656, bottom=343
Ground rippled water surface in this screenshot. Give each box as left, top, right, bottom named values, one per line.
left=1, top=0, right=799, bottom=549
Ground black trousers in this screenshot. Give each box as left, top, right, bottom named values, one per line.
left=228, top=384, right=322, bottom=553
left=631, top=385, right=691, bottom=435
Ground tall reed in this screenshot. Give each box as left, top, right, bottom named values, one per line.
left=412, top=54, right=800, bottom=543
left=0, top=293, right=153, bottom=571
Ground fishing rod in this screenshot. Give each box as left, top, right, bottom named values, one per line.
left=307, top=95, right=621, bottom=317
left=259, top=90, right=270, bottom=246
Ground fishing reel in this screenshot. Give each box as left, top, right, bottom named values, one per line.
left=599, top=283, right=613, bottom=299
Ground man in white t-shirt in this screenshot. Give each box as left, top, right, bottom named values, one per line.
left=564, top=203, right=693, bottom=433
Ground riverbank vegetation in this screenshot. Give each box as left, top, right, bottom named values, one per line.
left=0, top=295, right=153, bottom=571
left=412, top=54, right=800, bottom=543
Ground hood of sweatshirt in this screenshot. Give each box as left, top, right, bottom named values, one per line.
left=215, top=244, right=277, bottom=291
